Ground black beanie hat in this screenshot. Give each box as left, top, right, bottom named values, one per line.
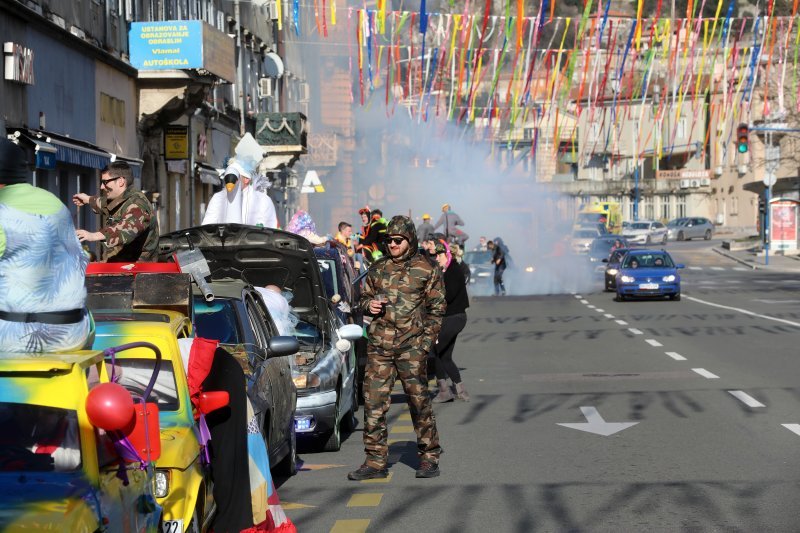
left=0, top=139, right=28, bottom=184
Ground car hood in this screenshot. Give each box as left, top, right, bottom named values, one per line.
left=159, top=224, right=328, bottom=322
left=0, top=472, right=100, bottom=531
left=158, top=426, right=200, bottom=470
left=620, top=267, right=677, bottom=277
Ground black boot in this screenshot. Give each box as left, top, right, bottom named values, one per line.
left=348, top=464, right=389, bottom=481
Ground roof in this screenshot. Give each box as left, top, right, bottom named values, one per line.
left=0, top=351, right=105, bottom=373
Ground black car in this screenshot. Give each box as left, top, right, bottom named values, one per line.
left=603, top=248, right=630, bottom=291
left=191, top=278, right=300, bottom=476
left=588, top=236, right=629, bottom=267
left=464, top=250, right=494, bottom=294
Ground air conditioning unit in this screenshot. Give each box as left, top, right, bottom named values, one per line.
left=298, top=82, right=310, bottom=102
left=267, top=0, right=279, bottom=20
left=689, top=179, right=700, bottom=188
left=679, top=179, right=691, bottom=189
left=258, top=78, right=272, bottom=99
left=699, top=177, right=711, bottom=186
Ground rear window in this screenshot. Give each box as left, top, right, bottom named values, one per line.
left=111, top=358, right=180, bottom=411
left=193, top=297, right=242, bottom=345
left=0, top=403, right=81, bottom=472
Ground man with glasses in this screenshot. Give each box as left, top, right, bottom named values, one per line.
left=72, top=161, right=159, bottom=262
left=348, top=215, right=446, bottom=481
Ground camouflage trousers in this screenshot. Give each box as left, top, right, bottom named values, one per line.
left=362, top=344, right=441, bottom=469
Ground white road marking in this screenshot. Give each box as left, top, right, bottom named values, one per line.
left=754, top=299, right=800, bottom=304
left=688, top=266, right=702, bottom=270
left=604, top=313, right=615, bottom=318
left=645, top=339, right=663, bottom=347
left=733, top=267, right=748, bottom=271
left=728, top=391, right=765, bottom=408
left=782, top=424, right=800, bottom=437
left=628, top=328, right=643, bottom=335
left=595, top=308, right=605, bottom=313
left=686, top=295, right=800, bottom=328
left=587, top=304, right=596, bottom=309
left=692, top=368, right=720, bottom=379
left=665, top=351, right=687, bottom=361
left=574, top=295, right=582, bottom=299
left=710, top=266, right=725, bottom=271
left=615, top=319, right=628, bottom=325
left=580, top=299, right=589, bottom=304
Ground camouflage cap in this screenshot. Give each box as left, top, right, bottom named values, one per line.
left=386, top=215, right=419, bottom=257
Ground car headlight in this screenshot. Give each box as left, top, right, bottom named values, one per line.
left=607, top=268, right=618, bottom=275
left=293, top=372, right=321, bottom=389
left=469, top=266, right=476, bottom=273
left=620, top=275, right=635, bottom=283
left=525, top=266, right=535, bottom=272
left=155, top=470, right=170, bottom=498
left=662, top=275, right=676, bottom=282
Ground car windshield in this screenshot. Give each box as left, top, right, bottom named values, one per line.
left=573, top=230, right=597, bottom=239
left=630, top=222, right=651, bottom=230
left=111, top=359, right=180, bottom=411
left=294, top=318, right=322, bottom=348
left=667, top=218, right=688, bottom=227
left=193, top=297, right=242, bottom=345
left=0, top=403, right=81, bottom=472
left=576, top=213, right=605, bottom=225
left=464, top=251, right=493, bottom=264
left=623, top=253, right=674, bottom=268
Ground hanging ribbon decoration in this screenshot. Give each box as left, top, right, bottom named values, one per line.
left=292, top=0, right=300, bottom=36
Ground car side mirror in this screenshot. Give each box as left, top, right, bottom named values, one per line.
left=267, top=335, right=299, bottom=357
left=197, top=391, right=229, bottom=414
left=676, top=264, right=685, bottom=269
left=338, top=323, right=363, bottom=341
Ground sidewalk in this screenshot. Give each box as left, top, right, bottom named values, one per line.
left=712, top=246, right=800, bottom=273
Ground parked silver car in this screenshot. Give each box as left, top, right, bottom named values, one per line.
left=622, top=220, right=668, bottom=245
left=666, top=217, right=714, bottom=241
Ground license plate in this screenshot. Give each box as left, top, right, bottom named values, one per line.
left=639, top=283, right=659, bottom=290
left=162, top=520, right=184, bottom=533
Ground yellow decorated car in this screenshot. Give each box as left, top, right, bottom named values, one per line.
left=92, top=310, right=214, bottom=533
left=0, top=350, right=162, bottom=532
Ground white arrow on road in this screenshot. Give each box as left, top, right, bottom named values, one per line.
left=557, top=406, right=639, bottom=436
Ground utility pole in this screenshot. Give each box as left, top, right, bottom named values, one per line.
left=235, top=0, right=245, bottom=135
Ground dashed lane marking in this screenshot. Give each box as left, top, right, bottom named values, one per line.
left=615, top=319, right=628, bottom=325
left=688, top=266, right=702, bottom=270
left=628, top=328, right=643, bottom=335
left=587, top=304, right=596, bottom=308
left=390, top=425, right=415, bottom=434
left=665, top=351, right=687, bottom=361
left=645, top=339, right=663, bottom=347
left=728, top=391, right=765, bottom=408
left=604, top=313, right=615, bottom=318
left=347, top=493, right=384, bottom=507
left=397, top=413, right=412, bottom=421
left=782, top=424, right=800, bottom=437
left=283, top=502, right=316, bottom=509
left=710, top=266, right=725, bottom=271
left=595, top=308, right=605, bottom=312
left=733, top=267, right=748, bottom=271
left=574, top=295, right=582, bottom=299
left=330, top=519, right=371, bottom=533
left=580, top=299, right=589, bottom=304
left=693, top=368, right=720, bottom=379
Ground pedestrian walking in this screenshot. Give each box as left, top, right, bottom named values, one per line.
left=417, top=213, right=435, bottom=243
left=487, top=240, right=506, bottom=296
left=73, top=161, right=159, bottom=262
left=348, top=215, right=446, bottom=481
left=430, top=242, right=470, bottom=403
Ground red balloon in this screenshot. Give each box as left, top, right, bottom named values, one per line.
left=86, top=383, right=135, bottom=431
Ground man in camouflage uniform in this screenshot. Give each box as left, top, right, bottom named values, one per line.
left=73, top=161, right=159, bottom=262
left=348, top=215, right=446, bottom=480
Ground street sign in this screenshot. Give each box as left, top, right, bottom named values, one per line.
left=763, top=173, right=777, bottom=187
left=557, top=406, right=639, bottom=436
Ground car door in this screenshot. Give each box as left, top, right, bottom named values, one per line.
left=243, top=293, right=279, bottom=446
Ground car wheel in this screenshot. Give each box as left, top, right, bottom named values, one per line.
left=704, top=229, right=712, bottom=240
left=615, top=293, right=625, bottom=302
left=677, top=231, right=685, bottom=241
left=661, top=234, right=668, bottom=244
left=322, top=394, right=342, bottom=452
left=275, top=423, right=297, bottom=477
left=645, top=235, right=651, bottom=245
left=670, top=293, right=681, bottom=301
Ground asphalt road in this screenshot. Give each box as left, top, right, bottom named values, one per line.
left=277, top=239, right=800, bottom=532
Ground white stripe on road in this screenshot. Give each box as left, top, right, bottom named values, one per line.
left=733, top=267, right=748, bottom=271
left=728, top=390, right=765, bottom=408
left=688, top=266, right=702, bottom=270
left=574, top=295, right=582, bottom=299
left=645, top=339, right=663, bottom=347
left=693, top=368, right=720, bottom=379
left=710, top=266, right=725, bottom=271
left=587, top=304, right=596, bottom=308
left=615, top=319, right=628, bottom=325
left=665, top=351, right=687, bottom=361
left=686, top=295, right=800, bottom=328
left=604, top=313, right=615, bottom=318
left=628, top=328, right=643, bottom=335
left=580, top=300, right=589, bottom=304
left=782, top=424, right=800, bottom=437
left=595, top=308, right=605, bottom=312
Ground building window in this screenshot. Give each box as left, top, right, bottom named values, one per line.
left=644, top=196, right=654, bottom=220
left=677, top=195, right=687, bottom=218
left=661, top=196, right=671, bottom=221
left=731, top=196, right=738, bottom=215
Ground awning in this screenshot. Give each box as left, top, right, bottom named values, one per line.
left=196, top=163, right=221, bottom=186
left=112, top=155, right=144, bottom=179
left=9, top=130, right=58, bottom=170
left=48, top=137, right=111, bottom=170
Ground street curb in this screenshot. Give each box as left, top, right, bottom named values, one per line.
left=712, top=247, right=759, bottom=270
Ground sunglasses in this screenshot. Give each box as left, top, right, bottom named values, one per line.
left=386, top=237, right=406, bottom=245
left=100, top=176, right=121, bottom=187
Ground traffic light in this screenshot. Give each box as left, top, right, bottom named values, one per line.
left=736, top=123, right=749, bottom=154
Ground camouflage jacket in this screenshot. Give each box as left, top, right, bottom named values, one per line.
left=92, top=189, right=159, bottom=262
left=359, top=216, right=445, bottom=352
